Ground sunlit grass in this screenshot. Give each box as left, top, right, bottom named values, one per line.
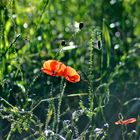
left=0, top=0, right=140, bottom=140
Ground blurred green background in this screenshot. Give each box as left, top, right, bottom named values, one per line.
left=0, top=0, right=140, bottom=139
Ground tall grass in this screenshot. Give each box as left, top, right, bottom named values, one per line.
left=0, top=0, right=140, bottom=139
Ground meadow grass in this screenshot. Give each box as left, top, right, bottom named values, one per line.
left=0, top=0, right=140, bottom=140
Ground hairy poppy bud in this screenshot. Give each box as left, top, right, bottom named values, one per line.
left=61, top=40, right=66, bottom=46
left=79, top=22, right=84, bottom=29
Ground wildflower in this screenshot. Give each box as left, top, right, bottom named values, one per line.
left=42, top=60, right=80, bottom=83
left=114, top=118, right=136, bottom=125
left=64, top=66, right=80, bottom=83
left=41, top=60, right=66, bottom=76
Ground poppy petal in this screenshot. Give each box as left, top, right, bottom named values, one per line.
left=122, top=118, right=136, bottom=125
left=64, top=66, right=80, bottom=83
left=42, top=60, right=66, bottom=76
left=114, top=121, right=123, bottom=125
left=115, top=118, right=136, bottom=125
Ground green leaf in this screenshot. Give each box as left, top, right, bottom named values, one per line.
left=103, top=19, right=111, bottom=67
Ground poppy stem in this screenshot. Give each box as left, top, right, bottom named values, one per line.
left=56, top=81, right=66, bottom=134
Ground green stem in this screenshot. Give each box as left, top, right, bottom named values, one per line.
left=56, top=82, right=66, bottom=134
left=0, top=96, right=14, bottom=108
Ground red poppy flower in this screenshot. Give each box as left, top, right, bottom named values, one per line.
left=41, top=60, right=66, bottom=76
left=115, top=118, right=136, bottom=125
left=63, top=66, right=80, bottom=83
left=42, top=60, right=80, bottom=83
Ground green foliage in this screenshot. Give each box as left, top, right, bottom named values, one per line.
left=103, top=19, right=111, bottom=67
left=0, top=0, right=140, bottom=139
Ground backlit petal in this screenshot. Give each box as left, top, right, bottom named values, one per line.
left=114, top=118, right=136, bottom=125
left=42, top=60, right=66, bottom=76
left=64, top=66, right=80, bottom=83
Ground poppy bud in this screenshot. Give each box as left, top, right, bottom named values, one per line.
left=61, top=40, right=66, bottom=46
left=79, top=22, right=84, bottom=29
left=97, top=40, right=102, bottom=50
